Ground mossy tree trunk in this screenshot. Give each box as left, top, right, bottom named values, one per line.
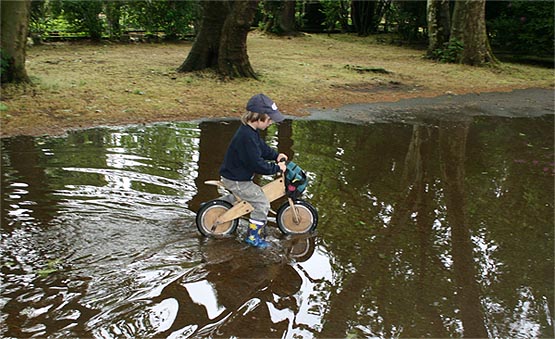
left=1, top=0, right=31, bottom=83
left=426, top=0, right=451, bottom=57
left=450, top=0, right=498, bottom=65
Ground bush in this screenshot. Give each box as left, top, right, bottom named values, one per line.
left=487, top=1, right=554, bottom=56
left=430, top=38, right=464, bottom=63
left=31, top=0, right=200, bottom=41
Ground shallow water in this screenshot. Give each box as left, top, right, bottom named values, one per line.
left=1, top=115, right=553, bottom=338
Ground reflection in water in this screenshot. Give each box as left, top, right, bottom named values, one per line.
left=1, top=116, right=553, bottom=338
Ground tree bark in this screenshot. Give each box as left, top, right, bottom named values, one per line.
left=450, top=0, right=498, bottom=65
left=177, top=0, right=258, bottom=79
left=426, top=0, right=450, bottom=57
left=177, top=1, right=229, bottom=72
left=262, top=1, right=298, bottom=36
left=217, top=0, right=258, bottom=78
left=1, top=0, right=31, bottom=83
left=263, top=0, right=298, bottom=36
left=278, top=0, right=297, bottom=35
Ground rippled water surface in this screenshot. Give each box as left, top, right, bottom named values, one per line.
left=1, top=115, right=553, bottom=338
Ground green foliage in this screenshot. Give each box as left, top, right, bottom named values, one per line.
left=103, top=1, right=123, bottom=39
left=319, top=0, right=350, bottom=33
left=29, top=0, right=50, bottom=36
left=46, top=17, right=76, bottom=36
left=388, top=1, right=426, bottom=41
left=121, top=0, right=199, bottom=40
left=51, top=0, right=104, bottom=40
left=29, top=0, right=200, bottom=41
left=430, top=38, right=464, bottom=63
left=487, top=1, right=554, bottom=56
left=258, top=1, right=280, bottom=33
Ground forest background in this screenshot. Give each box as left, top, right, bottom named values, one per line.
left=0, top=0, right=553, bottom=137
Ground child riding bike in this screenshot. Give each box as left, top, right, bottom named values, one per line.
left=219, top=93, right=288, bottom=248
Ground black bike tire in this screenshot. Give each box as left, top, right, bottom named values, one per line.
left=276, top=199, right=318, bottom=235
left=195, top=200, right=238, bottom=237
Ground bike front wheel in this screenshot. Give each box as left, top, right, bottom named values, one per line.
left=276, top=199, right=318, bottom=235
left=196, top=200, right=238, bottom=237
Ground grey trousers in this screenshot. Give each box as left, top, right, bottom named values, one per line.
left=220, top=177, right=270, bottom=222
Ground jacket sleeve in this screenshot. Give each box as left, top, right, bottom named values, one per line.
left=260, top=140, right=279, bottom=161
left=240, top=137, right=279, bottom=175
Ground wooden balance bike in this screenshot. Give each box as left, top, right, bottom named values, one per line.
left=196, top=173, right=318, bottom=237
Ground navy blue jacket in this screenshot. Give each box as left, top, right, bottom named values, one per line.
left=220, top=124, right=279, bottom=181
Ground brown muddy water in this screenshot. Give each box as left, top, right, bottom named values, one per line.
left=1, top=112, right=554, bottom=338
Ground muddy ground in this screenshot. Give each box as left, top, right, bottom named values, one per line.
left=307, top=87, right=554, bottom=124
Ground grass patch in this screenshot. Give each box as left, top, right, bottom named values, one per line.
left=1, top=32, right=553, bottom=137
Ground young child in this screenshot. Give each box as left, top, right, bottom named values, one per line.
left=220, top=93, right=288, bottom=248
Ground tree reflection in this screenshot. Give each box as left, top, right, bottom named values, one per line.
left=1, top=136, right=59, bottom=230
left=439, top=120, right=488, bottom=338
left=189, top=120, right=238, bottom=213
left=1, top=116, right=552, bottom=338
left=294, top=116, right=552, bottom=338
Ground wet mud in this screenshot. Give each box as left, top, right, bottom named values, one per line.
left=307, top=87, right=554, bottom=124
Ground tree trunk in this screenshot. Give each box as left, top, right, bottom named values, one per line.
left=217, top=0, right=258, bottom=78
left=450, top=0, right=497, bottom=65
left=351, top=0, right=375, bottom=36
left=1, top=0, right=31, bottom=83
left=426, top=0, right=450, bottom=57
left=177, top=1, right=229, bottom=72
left=262, top=1, right=298, bottom=36
left=177, top=0, right=258, bottom=79
left=278, top=1, right=298, bottom=35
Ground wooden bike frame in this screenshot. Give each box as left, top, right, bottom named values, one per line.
left=205, top=175, right=300, bottom=231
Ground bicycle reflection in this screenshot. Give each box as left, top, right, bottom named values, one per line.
left=127, top=235, right=318, bottom=338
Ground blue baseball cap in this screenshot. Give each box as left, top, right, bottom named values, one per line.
left=246, top=93, right=285, bottom=123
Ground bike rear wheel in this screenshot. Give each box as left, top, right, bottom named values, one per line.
left=196, top=200, right=238, bottom=237
left=276, top=199, right=318, bottom=235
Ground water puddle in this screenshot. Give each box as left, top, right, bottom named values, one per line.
left=1, top=114, right=553, bottom=338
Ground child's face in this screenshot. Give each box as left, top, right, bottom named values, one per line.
left=257, top=117, right=273, bottom=130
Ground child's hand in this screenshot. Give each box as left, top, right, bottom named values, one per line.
left=278, top=161, right=287, bottom=173
left=277, top=153, right=288, bottom=162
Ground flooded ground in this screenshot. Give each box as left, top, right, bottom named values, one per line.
left=1, top=91, right=554, bottom=338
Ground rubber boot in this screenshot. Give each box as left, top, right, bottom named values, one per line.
left=245, top=219, right=269, bottom=248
